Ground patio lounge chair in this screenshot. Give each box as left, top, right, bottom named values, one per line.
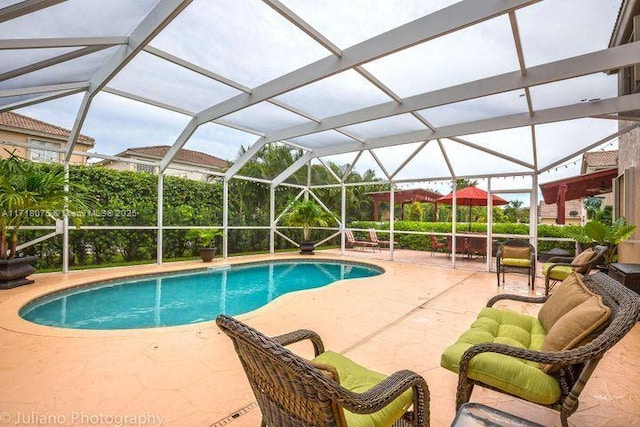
left=542, top=245, right=607, bottom=295
left=441, top=272, right=639, bottom=427
left=216, top=314, right=430, bottom=426
left=429, top=235, right=446, bottom=256
left=345, top=229, right=379, bottom=251
left=496, top=239, right=536, bottom=290
left=368, top=228, right=391, bottom=249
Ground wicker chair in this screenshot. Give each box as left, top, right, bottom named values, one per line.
left=451, top=273, right=639, bottom=427
left=542, top=245, right=607, bottom=295
left=496, top=239, right=536, bottom=290
left=216, top=314, right=430, bottom=426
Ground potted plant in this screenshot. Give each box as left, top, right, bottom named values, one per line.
left=186, top=228, right=222, bottom=262
left=281, top=199, right=331, bottom=255
left=0, top=153, right=93, bottom=288
left=565, top=218, right=637, bottom=269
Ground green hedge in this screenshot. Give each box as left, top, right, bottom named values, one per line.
left=349, top=221, right=577, bottom=255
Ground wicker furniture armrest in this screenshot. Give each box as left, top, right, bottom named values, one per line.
left=343, top=369, right=430, bottom=419
left=487, top=294, right=548, bottom=307
left=272, top=329, right=325, bottom=356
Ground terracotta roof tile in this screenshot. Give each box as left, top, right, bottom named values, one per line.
left=0, top=111, right=94, bottom=144
left=123, top=145, right=229, bottom=169
left=583, top=150, right=617, bottom=167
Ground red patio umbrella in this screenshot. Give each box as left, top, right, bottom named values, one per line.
left=436, top=186, right=509, bottom=230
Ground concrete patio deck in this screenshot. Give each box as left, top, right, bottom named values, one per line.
left=0, top=253, right=637, bottom=426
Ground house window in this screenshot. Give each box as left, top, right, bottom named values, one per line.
left=614, top=167, right=634, bottom=220
left=30, top=140, right=61, bottom=163
left=136, top=163, right=155, bottom=173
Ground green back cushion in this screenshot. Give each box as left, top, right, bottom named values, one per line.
left=502, top=246, right=530, bottom=259
left=538, top=273, right=593, bottom=332
left=441, top=307, right=561, bottom=405
left=313, top=351, right=413, bottom=427
left=541, top=264, right=573, bottom=281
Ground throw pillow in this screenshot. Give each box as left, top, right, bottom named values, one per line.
left=541, top=295, right=611, bottom=373
left=502, top=246, right=530, bottom=259
left=571, top=248, right=595, bottom=274
left=538, top=272, right=593, bottom=332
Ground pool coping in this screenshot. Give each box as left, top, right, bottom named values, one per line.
left=0, top=253, right=389, bottom=338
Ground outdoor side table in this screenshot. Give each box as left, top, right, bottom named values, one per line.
left=451, top=403, right=544, bottom=427
left=608, top=263, right=640, bottom=294
left=609, top=263, right=640, bottom=321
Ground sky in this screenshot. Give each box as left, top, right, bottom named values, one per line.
left=1, top=0, right=625, bottom=208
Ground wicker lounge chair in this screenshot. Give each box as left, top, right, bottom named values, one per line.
left=345, top=229, right=379, bottom=251
left=496, top=239, right=536, bottom=290
left=368, top=228, right=391, bottom=249
left=542, top=245, right=607, bottom=295
left=441, top=272, right=639, bottom=427
left=217, top=314, right=430, bottom=426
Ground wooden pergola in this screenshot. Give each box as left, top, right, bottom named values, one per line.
left=367, top=189, right=442, bottom=220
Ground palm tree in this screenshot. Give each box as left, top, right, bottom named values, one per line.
left=0, top=153, right=94, bottom=259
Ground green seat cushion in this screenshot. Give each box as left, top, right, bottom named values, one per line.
left=502, top=258, right=532, bottom=268
left=441, top=307, right=561, bottom=405
left=313, top=351, right=413, bottom=427
left=542, top=263, right=573, bottom=281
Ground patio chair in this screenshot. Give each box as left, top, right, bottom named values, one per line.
left=429, top=235, right=446, bottom=256
left=216, top=314, right=430, bottom=427
left=496, top=239, right=536, bottom=290
left=441, top=272, right=639, bottom=427
left=542, top=245, right=607, bottom=295
left=468, top=237, right=487, bottom=260
left=368, top=228, right=391, bottom=249
left=345, top=229, right=379, bottom=251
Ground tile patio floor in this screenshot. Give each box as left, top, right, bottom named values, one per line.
left=0, top=251, right=638, bottom=426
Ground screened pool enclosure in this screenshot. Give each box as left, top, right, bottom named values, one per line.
left=0, top=0, right=636, bottom=272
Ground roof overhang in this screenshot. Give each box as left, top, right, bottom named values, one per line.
left=366, top=189, right=442, bottom=204
left=540, top=167, right=618, bottom=204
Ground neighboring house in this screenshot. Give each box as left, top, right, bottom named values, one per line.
left=538, top=150, right=617, bottom=226
left=0, top=111, right=94, bottom=165
left=581, top=150, right=617, bottom=211
left=538, top=199, right=583, bottom=225
left=609, top=0, right=640, bottom=263
left=100, top=145, right=230, bottom=181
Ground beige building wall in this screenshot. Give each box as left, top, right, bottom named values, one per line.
left=0, top=129, right=90, bottom=165
left=616, top=125, right=640, bottom=263
left=102, top=157, right=215, bottom=181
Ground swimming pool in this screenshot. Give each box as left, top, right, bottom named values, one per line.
left=20, top=260, right=383, bottom=330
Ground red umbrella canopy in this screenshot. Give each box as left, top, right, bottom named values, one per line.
left=436, top=186, right=509, bottom=206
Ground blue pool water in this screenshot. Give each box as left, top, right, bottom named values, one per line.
left=20, top=260, right=382, bottom=330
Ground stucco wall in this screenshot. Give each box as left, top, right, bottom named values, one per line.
left=617, top=123, right=640, bottom=263
left=0, top=129, right=90, bottom=165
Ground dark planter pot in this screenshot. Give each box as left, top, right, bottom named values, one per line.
left=299, top=241, right=316, bottom=255
left=199, top=247, right=217, bottom=262
left=0, top=255, right=38, bottom=289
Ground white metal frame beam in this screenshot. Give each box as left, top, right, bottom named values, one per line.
left=63, top=0, right=193, bottom=161
left=0, top=37, right=128, bottom=49
left=0, top=87, right=86, bottom=112
left=0, top=45, right=112, bottom=83
left=261, top=42, right=640, bottom=146
left=0, top=81, right=88, bottom=98
left=312, top=93, right=640, bottom=158
left=160, top=0, right=539, bottom=172
left=0, top=0, right=65, bottom=24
